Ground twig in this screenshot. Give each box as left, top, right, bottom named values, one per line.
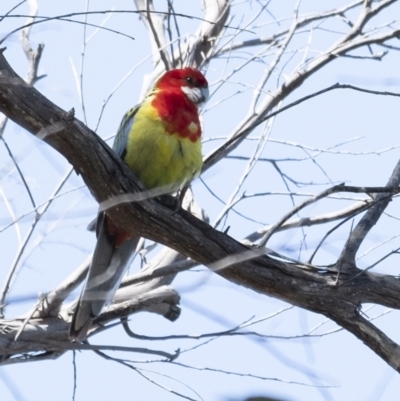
left=84, top=342, right=180, bottom=360
left=0, top=0, right=45, bottom=317
left=203, top=83, right=400, bottom=173
left=1, top=8, right=245, bottom=46
left=137, top=0, right=171, bottom=70
left=94, top=350, right=199, bottom=401
left=244, top=199, right=373, bottom=244
left=213, top=103, right=280, bottom=228
left=14, top=295, right=45, bottom=341
left=34, top=255, right=91, bottom=318
left=216, top=0, right=364, bottom=55
left=307, top=202, right=370, bottom=264
left=0, top=166, right=75, bottom=317
left=168, top=361, right=335, bottom=388
left=78, top=0, right=90, bottom=124
left=0, top=0, right=27, bottom=24
left=341, top=247, right=400, bottom=285
left=259, top=184, right=400, bottom=247
left=121, top=306, right=292, bottom=341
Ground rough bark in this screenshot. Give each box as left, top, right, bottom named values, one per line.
left=1, top=50, right=400, bottom=371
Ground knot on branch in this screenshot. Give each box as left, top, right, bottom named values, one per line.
left=61, top=108, right=75, bottom=126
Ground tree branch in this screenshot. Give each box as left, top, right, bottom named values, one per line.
left=338, top=159, right=400, bottom=267
left=1, top=51, right=400, bottom=370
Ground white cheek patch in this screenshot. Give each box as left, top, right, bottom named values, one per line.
left=188, top=121, right=199, bottom=133
left=181, top=86, right=208, bottom=104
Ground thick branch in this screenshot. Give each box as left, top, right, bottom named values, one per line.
left=330, top=307, right=400, bottom=372
left=1, top=51, right=400, bottom=369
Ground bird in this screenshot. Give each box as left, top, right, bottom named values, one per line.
left=69, top=68, right=209, bottom=341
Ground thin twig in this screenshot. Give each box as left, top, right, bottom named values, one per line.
left=203, top=84, right=400, bottom=172
left=259, top=184, right=399, bottom=247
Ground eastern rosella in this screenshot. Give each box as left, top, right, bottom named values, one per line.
left=69, top=68, right=209, bottom=341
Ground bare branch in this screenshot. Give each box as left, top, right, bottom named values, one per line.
left=331, top=307, right=400, bottom=372
left=34, top=255, right=91, bottom=318
left=1, top=0, right=400, bottom=376
left=338, top=158, right=400, bottom=267
left=203, top=84, right=400, bottom=173
left=259, top=184, right=399, bottom=247
left=1, top=53, right=400, bottom=369
left=244, top=199, right=373, bottom=243
left=0, top=0, right=46, bottom=317
left=188, top=0, right=230, bottom=69
left=20, top=0, right=45, bottom=86
left=216, top=0, right=364, bottom=55
left=134, top=0, right=171, bottom=71
left=0, top=165, right=74, bottom=317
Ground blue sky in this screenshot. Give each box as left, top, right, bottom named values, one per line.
left=1, top=1, right=400, bottom=400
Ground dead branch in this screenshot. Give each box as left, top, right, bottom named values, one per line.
left=1, top=50, right=400, bottom=371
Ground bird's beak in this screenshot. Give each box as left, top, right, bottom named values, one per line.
left=199, top=86, right=209, bottom=104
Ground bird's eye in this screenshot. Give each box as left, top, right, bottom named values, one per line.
left=185, top=76, right=194, bottom=84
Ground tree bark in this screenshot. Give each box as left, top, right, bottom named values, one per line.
left=1, top=50, right=400, bottom=371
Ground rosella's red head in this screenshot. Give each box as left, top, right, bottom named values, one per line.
left=155, top=68, right=209, bottom=105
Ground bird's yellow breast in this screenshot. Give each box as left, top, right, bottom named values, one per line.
left=124, top=97, right=202, bottom=193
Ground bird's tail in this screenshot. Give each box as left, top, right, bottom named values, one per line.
left=69, top=212, right=139, bottom=341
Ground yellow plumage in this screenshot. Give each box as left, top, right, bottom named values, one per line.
left=123, top=96, right=202, bottom=192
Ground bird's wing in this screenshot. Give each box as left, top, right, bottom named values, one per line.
left=112, top=104, right=140, bottom=159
